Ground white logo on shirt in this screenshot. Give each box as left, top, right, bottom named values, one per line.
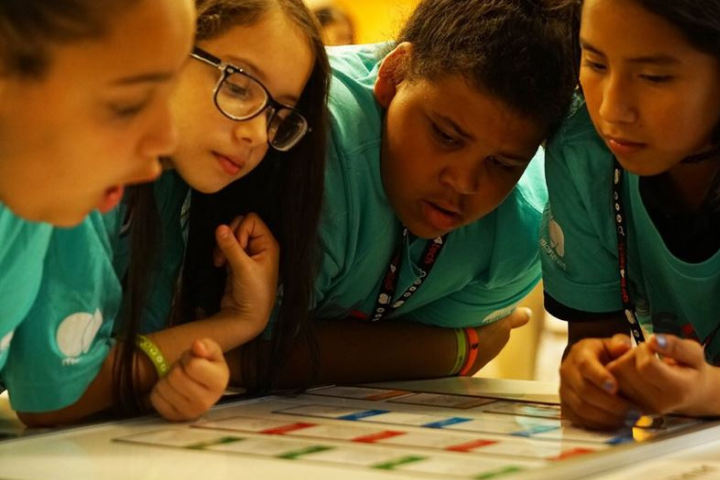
left=0, top=331, right=14, bottom=352
left=482, top=305, right=518, bottom=325
left=540, top=213, right=567, bottom=270
left=57, top=309, right=103, bottom=365
left=548, top=219, right=565, bottom=258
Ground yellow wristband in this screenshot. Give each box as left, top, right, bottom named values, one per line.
left=449, top=328, right=467, bottom=376
left=135, top=334, right=170, bottom=378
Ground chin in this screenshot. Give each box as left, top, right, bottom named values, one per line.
left=616, top=156, right=671, bottom=177
left=189, top=176, right=231, bottom=195
left=405, top=221, right=445, bottom=240
left=48, top=210, right=89, bottom=228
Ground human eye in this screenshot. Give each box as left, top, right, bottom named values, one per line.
left=639, top=73, right=673, bottom=84
left=224, top=80, right=249, bottom=99
left=581, top=57, right=607, bottom=73
left=107, top=95, right=152, bottom=121
left=430, top=122, right=461, bottom=148
left=487, top=156, right=517, bottom=172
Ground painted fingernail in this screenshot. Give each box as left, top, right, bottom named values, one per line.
left=655, top=334, right=667, bottom=350
left=625, top=409, right=642, bottom=427
left=603, top=380, right=615, bottom=393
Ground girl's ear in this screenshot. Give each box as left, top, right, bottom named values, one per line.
left=374, top=42, right=412, bottom=108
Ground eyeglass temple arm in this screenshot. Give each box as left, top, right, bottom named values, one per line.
left=190, top=48, right=223, bottom=71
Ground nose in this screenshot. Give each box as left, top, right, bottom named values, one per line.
left=233, top=110, right=269, bottom=148
left=439, top=160, right=480, bottom=195
left=141, top=97, right=178, bottom=154
left=138, top=97, right=178, bottom=175
left=598, top=74, right=637, bottom=125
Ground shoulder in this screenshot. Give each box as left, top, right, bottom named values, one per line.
left=323, top=45, right=388, bottom=223
left=512, top=148, right=548, bottom=215
left=0, top=203, right=52, bottom=267
left=547, top=97, right=612, bottom=181
left=491, top=148, right=548, bottom=239
left=326, top=44, right=385, bottom=155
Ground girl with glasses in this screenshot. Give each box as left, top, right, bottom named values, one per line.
left=225, top=0, right=578, bottom=391
left=542, top=0, right=720, bottom=429
left=0, top=0, right=193, bottom=405
left=4, top=0, right=328, bottom=426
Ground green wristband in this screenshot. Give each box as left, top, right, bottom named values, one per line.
left=135, top=334, right=170, bottom=378
left=449, top=328, right=467, bottom=376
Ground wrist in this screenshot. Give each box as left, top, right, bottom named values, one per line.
left=458, top=327, right=480, bottom=376
left=216, top=308, right=270, bottom=340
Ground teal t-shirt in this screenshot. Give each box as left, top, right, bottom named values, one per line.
left=0, top=172, right=188, bottom=412
left=540, top=99, right=720, bottom=364
left=0, top=203, right=52, bottom=371
left=312, top=44, right=547, bottom=328
left=0, top=212, right=120, bottom=411
left=107, top=171, right=189, bottom=334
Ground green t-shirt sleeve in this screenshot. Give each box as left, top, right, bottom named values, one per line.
left=1, top=213, right=119, bottom=412
left=0, top=205, right=52, bottom=371
left=540, top=116, right=623, bottom=314
left=311, top=132, right=353, bottom=311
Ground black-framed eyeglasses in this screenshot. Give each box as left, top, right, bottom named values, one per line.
left=190, top=46, right=309, bottom=152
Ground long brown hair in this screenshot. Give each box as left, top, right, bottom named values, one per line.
left=116, top=0, right=329, bottom=413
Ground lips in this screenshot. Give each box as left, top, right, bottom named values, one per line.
left=214, top=152, right=246, bottom=176
left=421, top=200, right=463, bottom=232
left=95, top=165, right=161, bottom=214
left=603, top=134, right=647, bottom=156
left=431, top=199, right=461, bottom=215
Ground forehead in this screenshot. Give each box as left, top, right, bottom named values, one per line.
left=414, top=74, right=545, bottom=157
left=197, top=12, right=315, bottom=101
left=580, top=0, right=695, bottom=56
left=46, top=0, right=194, bottom=86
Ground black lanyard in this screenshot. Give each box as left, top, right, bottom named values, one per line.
left=369, top=228, right=447, bottom=322
left=612, top=159, right=647, bottom=344
left=613, top=158, right=720, bottom=360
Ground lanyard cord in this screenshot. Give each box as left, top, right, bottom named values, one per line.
left=613, top=158, right=720, bottom=360
left=612, top=159, right=647, bottom=344
left=369, top=227, right=447, bottom=322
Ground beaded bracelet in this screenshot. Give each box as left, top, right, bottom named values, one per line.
left=135, top=334, right=170, bottom=378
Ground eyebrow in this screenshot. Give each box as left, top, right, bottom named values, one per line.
left=225, top=54, right=299, bottom=104
left=111, top=72, right=175, bottom=86
left=436, top=113, right=534, bottom=165
left=437, top=114, right=475, bottom=142
left=580, top=39, right=681, bottom=66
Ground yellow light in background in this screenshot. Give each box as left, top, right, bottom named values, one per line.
left=320, top=0, right=421, bottom=45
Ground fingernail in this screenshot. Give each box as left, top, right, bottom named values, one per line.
left=625, top=409, right=642, bottom=427
left=603, top=380, right=615, bottom=393
left=655, top=334, right=667, bottom=350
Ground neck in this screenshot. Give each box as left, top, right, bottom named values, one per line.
left=665, top=156, right=720, bottom=212
left=160, top=157, right=175, bottom=171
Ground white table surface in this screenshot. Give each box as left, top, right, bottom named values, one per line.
left=1, top=379, right=718, bottom=480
